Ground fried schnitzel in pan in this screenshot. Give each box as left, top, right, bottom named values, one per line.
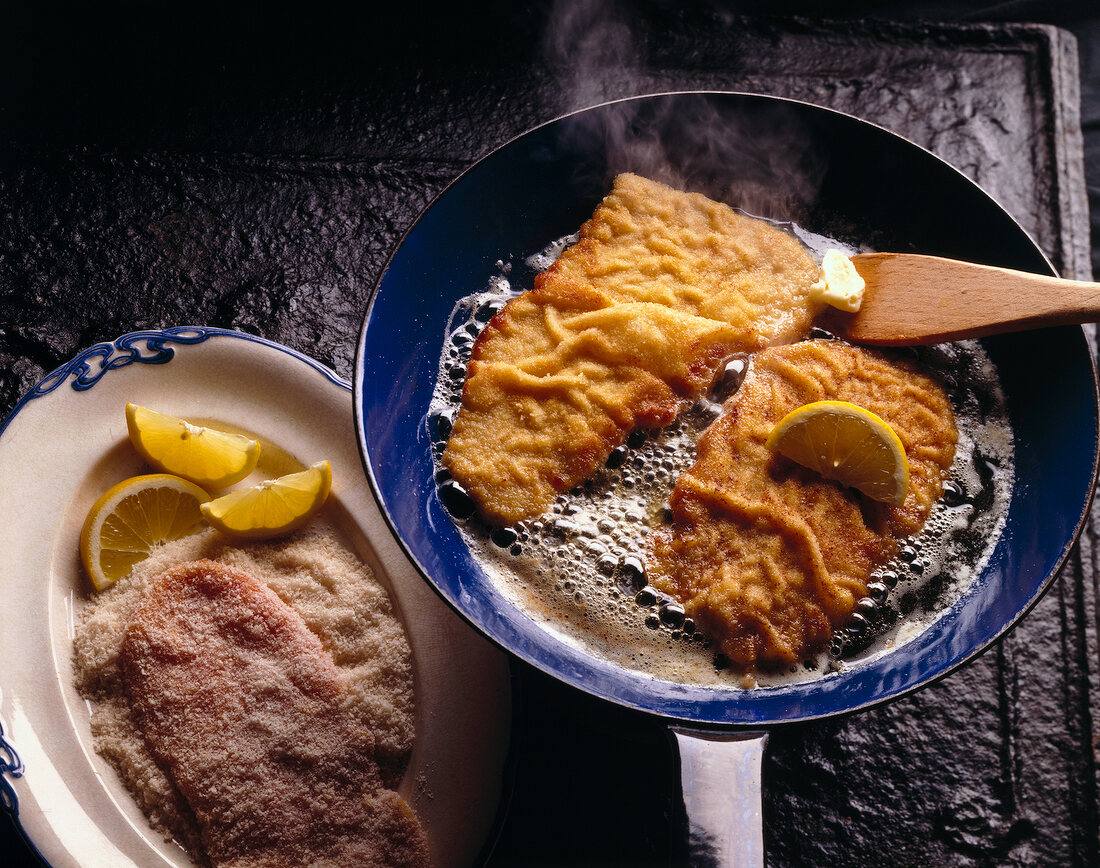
left=647, top=341, right=958, bottom=671
left=442, top=173, right=821, bottom=523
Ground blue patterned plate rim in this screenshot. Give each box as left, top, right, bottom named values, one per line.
left=0, top=326, right=346, bottom=439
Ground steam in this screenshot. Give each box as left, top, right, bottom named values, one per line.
left=541, top=0, right=828, bottom=222
left=542, top=0, right=643, bottom=109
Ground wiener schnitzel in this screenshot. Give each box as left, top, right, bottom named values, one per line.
left=120, top=560, right=429, bottom=868
left=647, top=340, right=958, bottom=671
left=442, top=173, right=821, bottom=524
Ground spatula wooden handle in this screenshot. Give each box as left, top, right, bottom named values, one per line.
left=832, top=252, right=1100, bottom=345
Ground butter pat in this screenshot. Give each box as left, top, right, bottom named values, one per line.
left=810, top=249, right=865, bottom=313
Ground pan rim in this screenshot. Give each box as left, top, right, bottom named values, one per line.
left=354, top=90, right=1100, bottom=726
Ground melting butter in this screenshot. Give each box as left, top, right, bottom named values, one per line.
left=811, top=249, right=866, bottom=313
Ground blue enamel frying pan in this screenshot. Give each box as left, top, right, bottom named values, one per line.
left=354, top=93, right=1099, bottom=864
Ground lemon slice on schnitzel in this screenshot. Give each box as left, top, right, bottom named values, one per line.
left=80, top=474, right=209, bottom=591
left=766, top=400, right=909, bottom=506
left=126, top=403, right=261, bottom=488
left=200, top=461, right=332, bottom=540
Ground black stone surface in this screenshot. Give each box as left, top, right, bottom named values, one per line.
left=1, top=3, right=1098, bottom=867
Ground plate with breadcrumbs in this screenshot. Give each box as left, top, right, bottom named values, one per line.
left=0, top=326, right=512, bottom=868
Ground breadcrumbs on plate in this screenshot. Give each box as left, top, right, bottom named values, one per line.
left=72, top=521, right=417, bottom=863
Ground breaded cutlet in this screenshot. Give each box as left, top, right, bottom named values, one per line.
left=120, top=560, right=429, bottom=868
left=443, top=173, right=821, bottom=524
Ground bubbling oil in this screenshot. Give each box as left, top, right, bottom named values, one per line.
left=428, top=241, right=1014, bottom=690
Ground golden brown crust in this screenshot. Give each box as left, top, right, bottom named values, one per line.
left=647, top=341, right=958, bottom=671
left=539, top=173, right=820, bottom=345
left=442, top=173, right=821, bottom=524
left=120, top=560, right=429, bottom=868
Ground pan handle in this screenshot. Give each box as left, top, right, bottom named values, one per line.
left=669, top=726, right=769, bottom=867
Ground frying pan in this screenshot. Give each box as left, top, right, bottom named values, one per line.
left=354, top=92, right=1099, bottom=864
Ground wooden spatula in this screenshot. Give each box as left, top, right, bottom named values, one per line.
left=821, top=252, right=1100, bottom=346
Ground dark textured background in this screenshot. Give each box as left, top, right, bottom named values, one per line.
left=2, top=2, right=1098, bottom=866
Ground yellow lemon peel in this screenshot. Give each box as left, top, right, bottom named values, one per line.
left=126, top=402, right=261, bottom=488
left=200, top=460, right=332, bottom=540
left=79, top=474, right=209, bottom=591
left=766, top=400, right=908, bottom=505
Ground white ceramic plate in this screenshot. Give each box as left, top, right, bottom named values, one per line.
left=0, top=327, right=512, bottom=868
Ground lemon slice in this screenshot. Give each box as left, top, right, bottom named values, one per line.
left=200, top=460, right=332, bottom=540
left=126, top=402, right=261, bottom=488
left=765, top=400, right=909, bottom=505
left=80, top=474, right=209, bottom=591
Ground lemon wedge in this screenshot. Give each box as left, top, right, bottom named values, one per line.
left=765, top=400, right=909, bottom=505
left=126, top=402, right=261, bottom=488
left=200, top=460, right=332, bottom=540
left=80, top=474, right=209, bottom=591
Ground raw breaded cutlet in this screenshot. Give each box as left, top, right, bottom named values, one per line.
left=647, top=340, right=958, bottom=671
left=119, top=560, right=429, bottom=868
left=442, top=172, right=822, bottom=524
